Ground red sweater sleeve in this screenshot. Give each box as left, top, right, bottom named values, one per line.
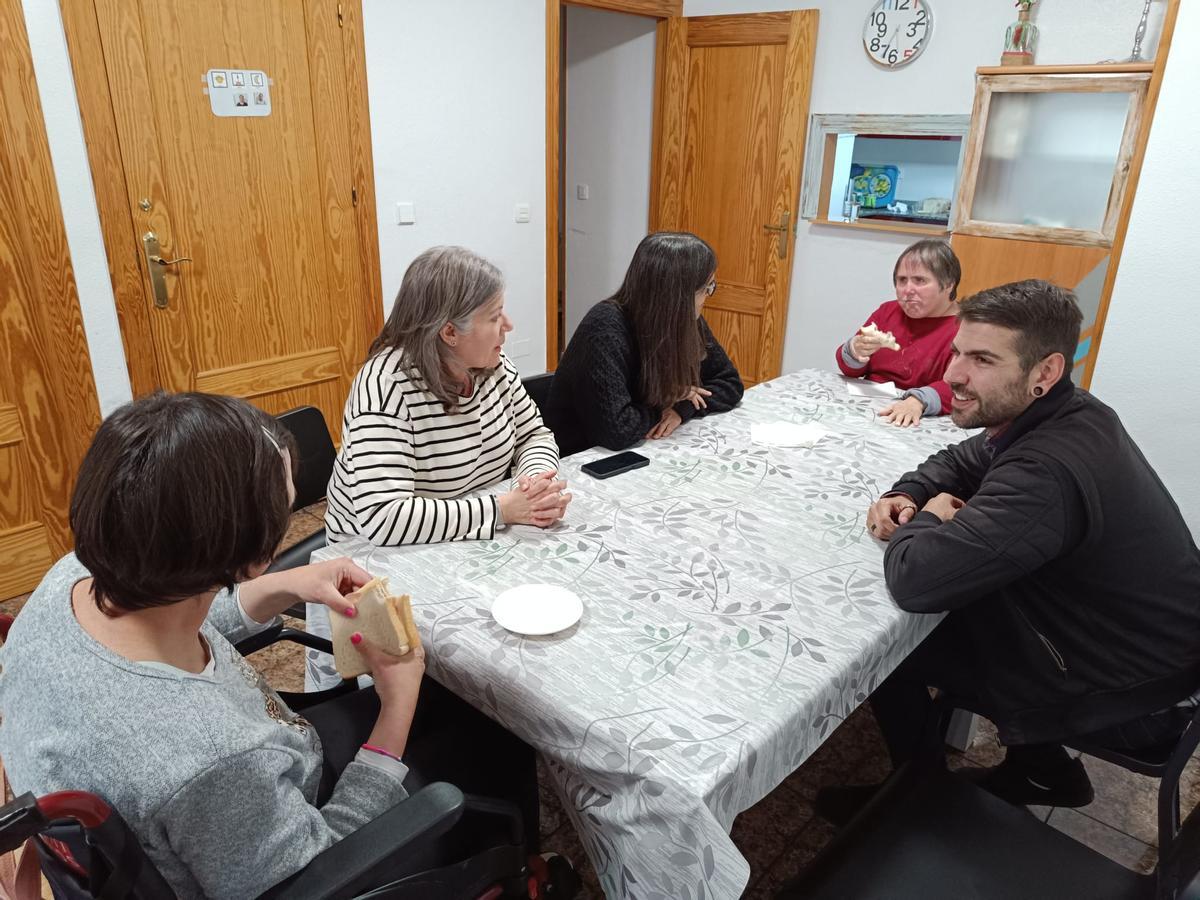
left=836, top=303, right=891, bottom=377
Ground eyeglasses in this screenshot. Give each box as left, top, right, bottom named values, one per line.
left=704, top=280, right=718, bottom=297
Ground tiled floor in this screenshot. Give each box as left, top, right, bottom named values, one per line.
left=4, top=505, right=1192, bottom=898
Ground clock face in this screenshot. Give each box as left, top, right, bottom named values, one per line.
left=864, top=0, right=932, bottom=69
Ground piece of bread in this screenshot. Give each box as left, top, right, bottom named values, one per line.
left=329, top=577, right=421, bottom=679
left=860, top=321, right=901, bottom=351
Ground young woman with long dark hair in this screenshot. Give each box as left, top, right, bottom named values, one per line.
left=545, top=232, right=744, bottom=455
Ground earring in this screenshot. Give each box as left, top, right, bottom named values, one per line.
left=1032, top=386, right=1044, bottom=397
left=450, top=340, right=457, bottom=347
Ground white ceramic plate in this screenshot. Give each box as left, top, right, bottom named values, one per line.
left=491, top=584, right=583, bottom=636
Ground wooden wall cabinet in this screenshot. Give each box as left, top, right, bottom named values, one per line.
left=953, top=71, right=1150, bottom=249
left=950, top=65, right=1159, bottom=385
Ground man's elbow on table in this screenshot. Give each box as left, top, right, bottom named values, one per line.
left=883, top=533, right=973, bottom=615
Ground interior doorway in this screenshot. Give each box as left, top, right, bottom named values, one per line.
left=561, top=6, right=658, bottom=348
left=545, top=0, right=680, bottom=371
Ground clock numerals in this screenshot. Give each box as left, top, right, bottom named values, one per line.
left=865, top=0, right=930, bottom=68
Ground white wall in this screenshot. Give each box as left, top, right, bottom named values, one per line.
left=563, top=6, right=656, bottom=341
left=1092, top=0, right=1200, bottom=537
left=22, top=0, right=131, bottom=416
left=362, top=1, right=547, bottom=372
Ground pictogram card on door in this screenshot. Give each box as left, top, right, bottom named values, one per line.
left=206, top=69, right=271, bottom=117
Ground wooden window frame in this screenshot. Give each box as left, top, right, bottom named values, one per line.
left=952, top=72, right=1151, bottom=250
left=801, top=113, right=970, bottom=238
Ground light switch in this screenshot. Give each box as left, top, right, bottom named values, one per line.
left=396, top=202, right=416, bottom=225
left=576, top=184, right=590, bottom=200
left=514, top=203, right=531, bottom=224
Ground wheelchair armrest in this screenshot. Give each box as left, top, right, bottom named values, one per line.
left=0, top=792, right=46, bottom=853
left=267, top=530, right=327, bottom=575
left=256, top=782, right=466, bottom=900
left=235, top=625, right=333, bottom=658
left=262, top=529, right=329, bottom=619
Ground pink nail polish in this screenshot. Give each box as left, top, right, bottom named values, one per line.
left=350, top=632, right=362, bottom=645
left=344, top=606, right=357, bottom=617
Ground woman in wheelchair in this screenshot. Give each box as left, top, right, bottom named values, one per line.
left=0, top=392, right=544, bottom=898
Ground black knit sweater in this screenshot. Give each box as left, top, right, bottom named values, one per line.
left=544, top=301, right=744, bottom=455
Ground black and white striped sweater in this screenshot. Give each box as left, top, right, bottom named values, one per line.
left=325, top=349, right=560, bottom=546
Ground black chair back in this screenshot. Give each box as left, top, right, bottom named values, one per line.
left=521, top=373, right=554, bottom=417
left=275, top=406, right=336, bottom=511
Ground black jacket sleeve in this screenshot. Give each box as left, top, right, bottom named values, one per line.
left=888, top=433, right=992, bottom=507
left=884, top=452, right=1084, bottom=613
left=674, top=318, right=745, bottom=423
left=575, top=316, right=659, bottom=451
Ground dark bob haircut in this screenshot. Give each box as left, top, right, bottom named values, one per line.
left=893, top=239, right=962, bottom=301
left=70, top=392, right=296, bottom=615
left=958, top=279, right=1083, bottom=373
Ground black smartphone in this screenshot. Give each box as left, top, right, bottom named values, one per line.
left=581, top=450, right=650, bottom=480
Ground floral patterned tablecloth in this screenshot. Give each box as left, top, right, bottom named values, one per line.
left=310, top=369, right=969, bottom=899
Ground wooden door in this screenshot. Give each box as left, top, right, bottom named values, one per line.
left=65, top=0, right=381, bottom=432
left=0, top=0, right=102, bottom=597
left=651, top=10, right=818, bottom=385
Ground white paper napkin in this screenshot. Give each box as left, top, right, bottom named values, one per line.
left=750, top=422, right=831, bottom=448
left=846, top=380, right=900, bottom=400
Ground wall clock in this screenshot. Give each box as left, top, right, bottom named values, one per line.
left=863, top=0, right=932, bottom=69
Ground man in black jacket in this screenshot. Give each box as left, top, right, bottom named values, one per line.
left=825, top=279, right=1200, bottom=817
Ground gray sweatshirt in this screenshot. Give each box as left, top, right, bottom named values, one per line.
left=0, top=554, right=408, bottom=898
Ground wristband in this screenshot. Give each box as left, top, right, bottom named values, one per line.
left=362, top=743, right=402, bottom=763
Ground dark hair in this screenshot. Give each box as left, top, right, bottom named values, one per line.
left=369, top=246, right=504, bottom=410
left=957, top=279, right=1083, bottom=372
left=893, top=239, right=962, bottom=300
left=609, top=232, right=714, bottom=411
left=70, top=392, right=296, bottom=615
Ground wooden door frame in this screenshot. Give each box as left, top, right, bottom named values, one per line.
left=545, top=0, right=682, bottom=371
left=1, top=0, right=102, bottom=595
left=59, top=0, right=383, bottom=399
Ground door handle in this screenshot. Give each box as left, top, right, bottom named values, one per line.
left=762, top=211, right=794, bottom=260
left=142, top=231, right=191, bottom=309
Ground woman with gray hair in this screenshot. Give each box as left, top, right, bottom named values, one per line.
left=836, top=238, right=962, bottom=427
left=325, top=246, right=568, bottom=546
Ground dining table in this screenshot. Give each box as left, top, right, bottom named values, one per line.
left=308, top=368, right=970, bottom=899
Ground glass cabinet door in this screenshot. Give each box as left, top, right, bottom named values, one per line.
left=954, top=74, right=1149, bottom=247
